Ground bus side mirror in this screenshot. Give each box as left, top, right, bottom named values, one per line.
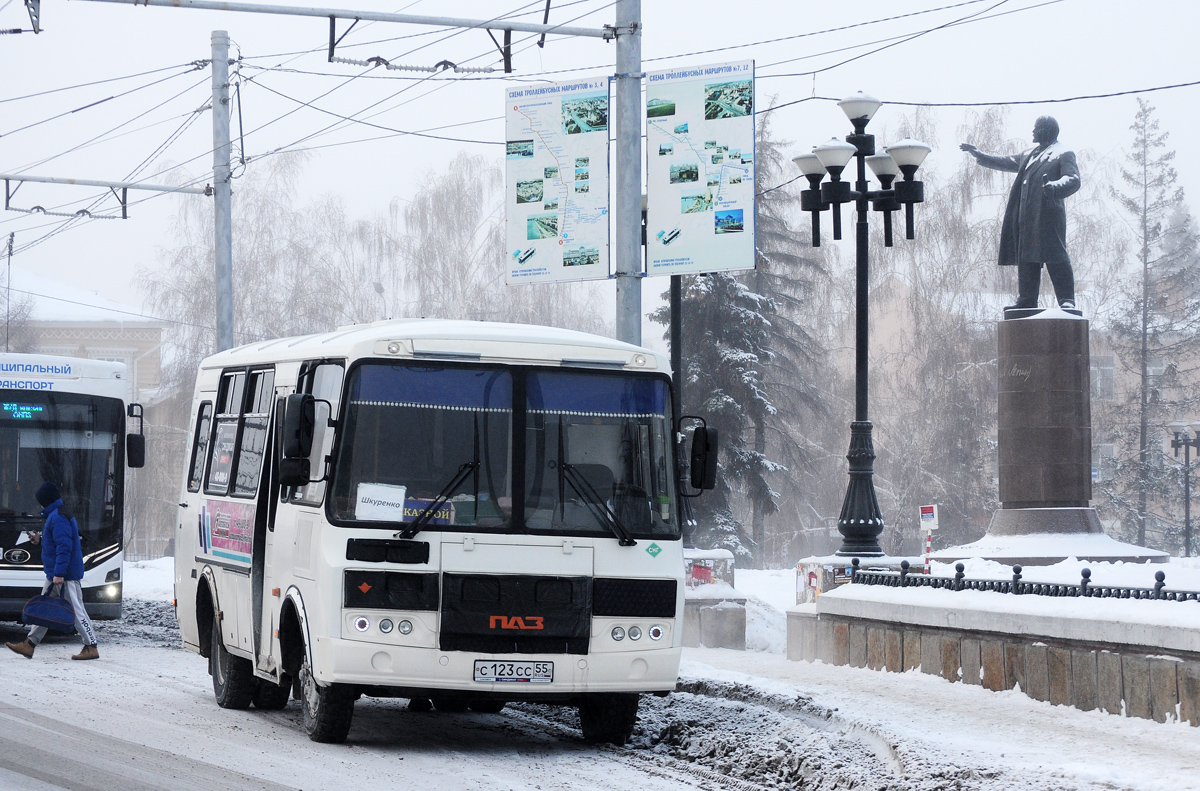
left=278, top=456, right=312, bottom=488
left=126, top=403, right=145, bottom=468
left=126, top=434, right=146, bottom=468
left=282, top=393, right=316, bottom=459
left=689, top=425, right=718, bottom=490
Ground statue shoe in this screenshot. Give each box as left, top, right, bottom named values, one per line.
left=1060, top=300, right=1076, bottom=309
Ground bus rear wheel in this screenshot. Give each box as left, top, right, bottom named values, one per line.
left=299, top=654, right=355, bottom=743
left=252, top=676, right=292, bottom=710
left=211, top=616, right=255, bottom=710
left=578, top=693, right=639, bottom=745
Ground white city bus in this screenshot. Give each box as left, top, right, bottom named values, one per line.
left=174, top=320, right=716, bottom=744
left=0, top=353, right=145, bottom=621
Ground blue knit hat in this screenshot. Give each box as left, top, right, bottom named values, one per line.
left=35, top=481, right=61, bottom=508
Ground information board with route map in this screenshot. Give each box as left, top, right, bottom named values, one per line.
left=505, top=78, right=611, bottom=284
left=645, top=61, right=755, bottom=276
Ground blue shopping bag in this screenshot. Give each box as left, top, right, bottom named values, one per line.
left=21, top=584, right=76, bottom=632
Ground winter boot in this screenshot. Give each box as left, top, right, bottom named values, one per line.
left=72, top=644, right=99, bottom=661
left=6, top=639, right=35, bottom=659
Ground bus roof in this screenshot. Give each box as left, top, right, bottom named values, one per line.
left=0, top=353, right=128, bottom=400
left=199, top=319, right=667, bottom=374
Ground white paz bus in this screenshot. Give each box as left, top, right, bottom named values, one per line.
left=174, top=320, right=717, bottom=744
left=0, top=353, right=145, bottom=620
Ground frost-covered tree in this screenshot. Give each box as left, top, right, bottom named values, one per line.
left=1099, top=100, right=1200, bottom=550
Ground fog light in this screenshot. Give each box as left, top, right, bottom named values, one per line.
left=398, top=619, right=413, bottom=635
left=354, top=616, right=370, bottom=632
left=379, top=619, right=394, bottom=634
left=648, top=625, right=664, bottom=641
left=105, top=585, right=118, bottom=598
left=611, top=626, right=625, bottom=641
left=628, top=626, right=642, bottom=641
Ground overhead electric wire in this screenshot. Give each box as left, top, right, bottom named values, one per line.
left=3, top=285, right=220, bottom=332
left=0, top=65, right=206, bottom=139
left=0, top=61, right=208, bottom=105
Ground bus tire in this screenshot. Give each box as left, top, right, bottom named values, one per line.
left=578, top=693, right=639, bottom=745
left=299, top=654, right=354, bottom=743
left=468, top=699, right=505, bottom=714
left=252, top=677, right=292, bottom=710
left=211, top=616, right=255, bottom=710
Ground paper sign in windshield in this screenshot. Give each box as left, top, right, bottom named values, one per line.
left=356, top=482, right=408, bottom=521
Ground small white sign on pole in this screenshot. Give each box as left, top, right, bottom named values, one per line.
left=919, top=504, right=939, bottom=530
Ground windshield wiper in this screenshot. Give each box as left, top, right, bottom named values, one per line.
left=400, top=461, right=478, bottom=539
left=561, top=463, right=636, bottom=547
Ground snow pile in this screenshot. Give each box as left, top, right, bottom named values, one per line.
left=734, top=567, right=797, bottom=612
left=931, top=530, right=1168, bottom=562
left=123, top=557, right=174, bottom=601
left=930, top=554, right=1200, bottom=592
left=743, top=595, right=786, bottom=654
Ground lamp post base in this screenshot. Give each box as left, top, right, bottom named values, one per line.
left=835, top=420, right=886, bottom=556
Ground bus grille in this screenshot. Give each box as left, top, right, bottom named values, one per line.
left=592, top=578, right=678, bottom=618
left=440, top=573, right=591, bottom=655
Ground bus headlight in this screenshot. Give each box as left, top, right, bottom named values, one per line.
left=398, top=620, right=413, bottom=635
left=379, top=619, right=394, bottom=634
left=648, top=625, right=664, bottom=641
left=353, top=616, right=370, bottom=632
left=628, top=626, right=642, bottom=641
left=105, top=568, right=121, bottom=582
left=611, top=626, right=625, bottom=641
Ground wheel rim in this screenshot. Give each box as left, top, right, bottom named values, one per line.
left=213, top=626, right=227, bottom=686
left=299, top=658, right=319, bottom=717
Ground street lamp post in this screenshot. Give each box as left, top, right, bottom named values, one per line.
left=793, top=93, right=930, bottom=557
left=1168, top=421, right=1200, bottom=557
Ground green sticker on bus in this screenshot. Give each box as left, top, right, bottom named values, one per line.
left=645, top=542, right=662, bottom=557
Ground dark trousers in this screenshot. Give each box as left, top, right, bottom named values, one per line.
left=1017, top=260, right=1074, bottom=305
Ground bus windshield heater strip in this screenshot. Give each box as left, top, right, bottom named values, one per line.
left=529, top=409, right=665, bottom=419
left=349, top=401, right=511, bottom=413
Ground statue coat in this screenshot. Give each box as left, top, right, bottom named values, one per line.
left=974, top=142, right=1080, bottom=266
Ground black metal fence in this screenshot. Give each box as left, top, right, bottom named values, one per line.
left=848, top=558, right=1200, bottom=602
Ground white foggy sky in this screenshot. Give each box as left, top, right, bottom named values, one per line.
left=0, top=0, right=1197, bottom=331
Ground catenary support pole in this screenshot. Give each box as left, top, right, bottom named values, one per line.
left=5, top=232, right=12, bottom=353
left=212, top=31, right=234, bottom=352
left=613, top=0, right=641, bottom=345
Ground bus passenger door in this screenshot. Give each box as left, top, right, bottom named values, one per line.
left=253, top=382, right=292, bottom=675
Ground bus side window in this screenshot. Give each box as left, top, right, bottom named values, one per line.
left=292, top=362, right=343, bottom=505
left=186, top=402, right=213, bottom=492
left=233, top=369, right=275, bottom=496
left=205, top=372, right=245, bottom=496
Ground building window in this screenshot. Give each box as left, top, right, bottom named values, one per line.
left=1091, top=356, right=1115, bottom=401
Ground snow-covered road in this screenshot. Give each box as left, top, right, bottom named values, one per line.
left=1, top=563, right=1196, bottom=791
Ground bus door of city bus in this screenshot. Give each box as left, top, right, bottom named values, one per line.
left=249, top=374, right=292, bottom=674
left=259, top=360, right=343, bottom=675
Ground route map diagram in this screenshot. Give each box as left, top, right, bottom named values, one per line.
left=505, top=79, right=610, bottom=285
left=645, top=61, right=755, bottom=276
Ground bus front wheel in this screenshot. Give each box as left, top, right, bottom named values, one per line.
left=211, top=616, right=255, bottom=710
left=578, top=693, right=640, bottom=745
left=299, top=654, right=355, bottom=743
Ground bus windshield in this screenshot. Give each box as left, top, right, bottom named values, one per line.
left=329, top=363, right=678, bottom=539
left=0, top=393, right=124, bottom=551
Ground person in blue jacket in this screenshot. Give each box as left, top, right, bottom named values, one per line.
left=5, top=482, right=99, bottom=660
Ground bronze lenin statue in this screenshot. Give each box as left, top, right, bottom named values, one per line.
left=961, top=116, right=1081, bottom=311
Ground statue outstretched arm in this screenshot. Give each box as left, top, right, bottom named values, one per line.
left=960, top=143, right=1021, bottom=173
left=1042, top=150, right=1081, bottom=199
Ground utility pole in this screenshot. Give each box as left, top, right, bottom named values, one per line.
left=6, top=232, right=12, bottom=353
left=212, top=30, right=234, bottom=352
left=613, top=0, right=641, bottom=346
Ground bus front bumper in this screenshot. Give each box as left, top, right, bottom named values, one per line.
left=311, top=636, right=681, bottom=696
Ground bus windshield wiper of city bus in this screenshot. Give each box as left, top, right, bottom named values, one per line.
left=560, top=462, right=637, bottom=547
left=399, top=460, right=479, bottom=539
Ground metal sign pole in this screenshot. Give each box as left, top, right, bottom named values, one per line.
left=612, top=0, right=641, bottom=345
left=212, top=31, right=234, bottom=352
